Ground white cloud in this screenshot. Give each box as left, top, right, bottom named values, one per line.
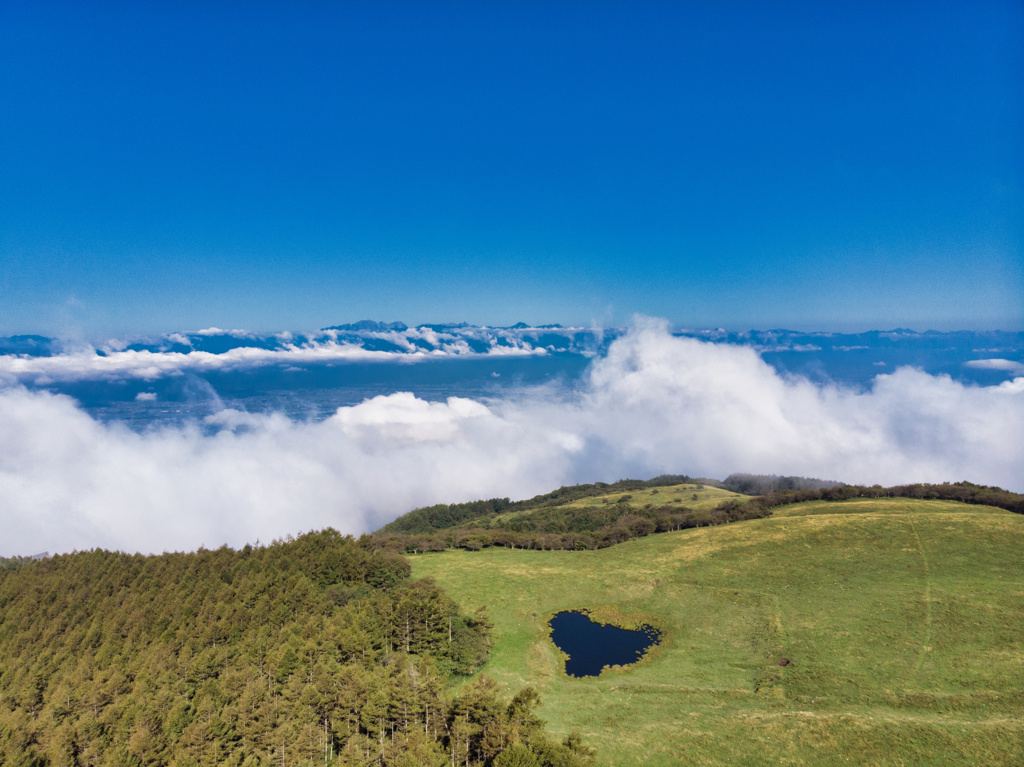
left=195, top=327, right=253, bottom=337
left=332, top=393, right=492, bottom=446
left=964, top=358, right=1024, bottom=375
left=0, top=338, right=547, bottom=384
left=0, top=344, right=407, bottom=383
left=1, top=318, right=1021, bottom=556
left=577, top=318, right=1023, bottom=487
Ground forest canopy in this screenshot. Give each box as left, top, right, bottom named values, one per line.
left=0, top=531, right=594, bottom=766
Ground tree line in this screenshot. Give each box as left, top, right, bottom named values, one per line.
left=373, top=481, right=1024, bottom=556
left=376, top=476, right=711, bottom=536
left=748, top=480, right=1024, bottom=515
left=719, top=473, right=843, bottom=495
left=373, top=499, right=773, bottom=555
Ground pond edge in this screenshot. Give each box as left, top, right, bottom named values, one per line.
left=544, top=606, right=667, bottom=679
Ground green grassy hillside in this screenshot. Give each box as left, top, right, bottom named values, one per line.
left=376, top=477, right=734, bottom=536
left=410, top=498, right=1024, bottom=766
left=485, top=483, right=743, bottom=527
left=375, top=482, right=764, bottom=554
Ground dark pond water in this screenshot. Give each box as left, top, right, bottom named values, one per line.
left=549, top=611, right=660, bottom=678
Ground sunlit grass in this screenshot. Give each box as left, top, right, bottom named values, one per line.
left=411, top=498, right=1024, bottom=765
left=487, top=483, right=744, bottom=526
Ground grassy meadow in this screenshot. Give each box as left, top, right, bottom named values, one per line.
left=410, top=497, right=1024, bottom=765
left=485, top=482, right=745, bottom=527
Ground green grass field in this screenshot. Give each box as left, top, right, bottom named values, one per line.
left=410, top=498, right=1024, bottom=765
left=478, top=482, right=745, bottom=528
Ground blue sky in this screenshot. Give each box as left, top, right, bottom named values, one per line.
left=1, top=1, right=1021, bottom=336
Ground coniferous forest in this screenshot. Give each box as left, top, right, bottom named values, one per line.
left=0, top=530, right=594, bottom=767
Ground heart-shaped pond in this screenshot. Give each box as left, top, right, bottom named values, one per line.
left=549, top=610, right=661, bottom=678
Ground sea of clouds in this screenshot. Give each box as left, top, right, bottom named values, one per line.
left=1, top=318, right=1021, bottom=556
left=0, top=322, right=581, bottom=386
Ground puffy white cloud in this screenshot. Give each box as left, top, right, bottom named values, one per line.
left=1, top=318, right=1021, bottom=556
left=965, top=358, right=1024, bottom=375
left=332, top=393, right=492, bottom=446
left=577, top=318, right=1024, bottom=487
left=0, top=389, right=580, bottom=556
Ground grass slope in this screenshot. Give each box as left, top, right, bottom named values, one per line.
left=485, top=483, right=746, bottom=527
left=504, top=483, right=740, bottom=513
left=410, top=498, right=1024, bottom=766
left=378, top=480, right=744, bottom=536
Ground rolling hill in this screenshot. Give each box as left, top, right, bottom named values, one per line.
left=410, top=496, right=1024, bottom=765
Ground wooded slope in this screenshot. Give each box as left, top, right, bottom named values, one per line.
left=0, top=531, right=593, bottom=767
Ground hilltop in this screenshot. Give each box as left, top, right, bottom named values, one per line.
left=374, top=478, right=1023, bottom=554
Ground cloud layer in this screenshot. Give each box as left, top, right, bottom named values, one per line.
left=2, top=319, right=1021, bottom=556
left=0, top=340, right=527, bottom=385
left=0, top=324, right=581, bottom=384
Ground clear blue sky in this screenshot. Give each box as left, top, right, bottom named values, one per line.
left=1, top=1, right=1021, bottom=336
